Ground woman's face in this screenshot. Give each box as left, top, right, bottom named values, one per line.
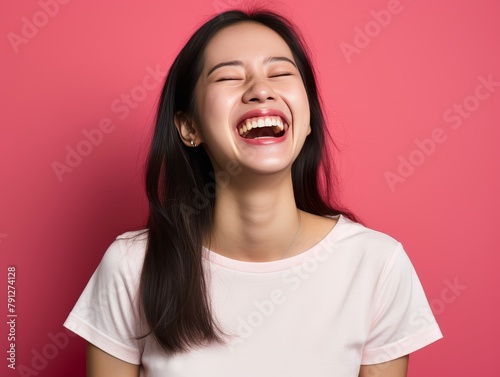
left=190, top=21, right=310, bottom=176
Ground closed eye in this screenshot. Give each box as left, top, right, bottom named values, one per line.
left=215, top=77, right=242, bottom=82
left=270, top=72, right=293, bottom=78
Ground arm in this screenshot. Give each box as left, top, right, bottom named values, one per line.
left=86, top=342, right=140, bottom=377
left=359, top=355, right=409, bottom=377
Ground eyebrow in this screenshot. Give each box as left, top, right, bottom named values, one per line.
left=207, top=56, right=297, bottom=77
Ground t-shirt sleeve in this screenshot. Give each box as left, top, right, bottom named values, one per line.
left=361, top=242, right=443, bottom=365
left=63, top=235, right=145, bottom=364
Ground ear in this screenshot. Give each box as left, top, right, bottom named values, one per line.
left=174, top=112, right=203, bottom=147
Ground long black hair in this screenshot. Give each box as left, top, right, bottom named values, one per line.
left=140, top=9, right=359, bottom=354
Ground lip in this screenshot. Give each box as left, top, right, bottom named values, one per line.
left=235, top=108, right=290, bottom=145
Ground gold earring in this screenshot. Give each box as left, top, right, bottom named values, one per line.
left=190, top=140, right=197, bottom=147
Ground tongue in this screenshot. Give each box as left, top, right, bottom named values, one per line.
left=246, top=127, right=276, bottom=139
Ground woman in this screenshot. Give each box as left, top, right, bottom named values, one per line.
left=65, top=9, right=442, bottom=376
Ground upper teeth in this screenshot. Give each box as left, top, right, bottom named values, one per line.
left=238, top=116, right=285, bottom=136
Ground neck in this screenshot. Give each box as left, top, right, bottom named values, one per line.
left=208, top=172, right=302, bottom=262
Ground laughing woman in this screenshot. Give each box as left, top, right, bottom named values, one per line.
left=64, top=9, right=442, bottom=377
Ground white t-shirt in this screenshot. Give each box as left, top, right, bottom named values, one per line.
left=64, top=214, right=442, bottom=376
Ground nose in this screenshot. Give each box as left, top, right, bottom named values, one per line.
left=242, top=80, right=277, bottom=103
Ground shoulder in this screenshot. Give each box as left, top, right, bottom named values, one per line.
left=324, top=215, right=404, bottom=270
left=115, top=230, right=149, bottom=254
left=96, top=230, right=149, bottom=283
left=333, top=215, right=400, bottom=252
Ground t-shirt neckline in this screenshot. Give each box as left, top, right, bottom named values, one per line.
left=202, top=214, right=346, bottom=273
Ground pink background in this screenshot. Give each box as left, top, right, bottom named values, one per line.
left=1, top=0, right=499, bottom=376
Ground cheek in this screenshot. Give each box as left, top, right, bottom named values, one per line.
left=198, top=88, right=236, bottom=124
left=298, top=87, right=311, bottom=133
left=193, top=91, right=219, bottom=138
left=195, top=90, right=239, bottom=145
left=283, top=82, right=310, bottom=128
left=281, top=79, right=309, bottom=104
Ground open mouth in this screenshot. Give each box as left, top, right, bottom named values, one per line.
left=237, top=116, right=287, bottom=139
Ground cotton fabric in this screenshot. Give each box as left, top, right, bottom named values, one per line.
left=64, top=214, right=442, bottom=376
